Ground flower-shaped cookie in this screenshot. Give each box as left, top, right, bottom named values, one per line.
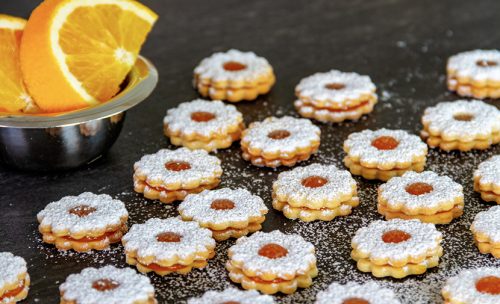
left=471, top=206, right=500, bottom=258
left=187, top=288, right=275, bottom=304
left=474, top=155, right=500, bottom=204
left=315, top=281, right=401, bottom=304
left=0, top=252, right=29, bottom=304
left=163, top=99, right=245, bottom=151
left=241, top=116, right=321, bottom=168
left=122, top=218, right=215, bottom=276
left=133, top=148, right=222, bottom=203
left=37, top=192, right=128, bottom=252
left=442, top=267, right=500, bottom=304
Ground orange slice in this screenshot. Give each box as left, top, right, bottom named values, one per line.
left=0, top=14, right=38, bottom=113
left=20, top=0, right=158, bottom=112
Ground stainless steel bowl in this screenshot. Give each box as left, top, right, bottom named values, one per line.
left=0, top=56, right=158, bottom=171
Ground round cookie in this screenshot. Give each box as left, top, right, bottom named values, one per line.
left=471, top=206, right=500, bottom=258
left=315, top=281, right=401, bottom=304
left=0, top=252, right=29, bottom=304
left=474, top=155, right=500, bottom=204
left=187, top=288, right=275, bottom=304
left=442, top=267, right=500, bottom=304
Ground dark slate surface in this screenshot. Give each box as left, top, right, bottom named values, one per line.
left=0, top=0, right=499, bottom=303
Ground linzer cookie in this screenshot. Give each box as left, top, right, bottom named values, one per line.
left=226, top=230, right=317, bottom=294
left=133, top=148, right=222, bottom=203
left=294, top=70, right=378, bottom=123
left=241, top=116, right=321, bottom=168
left=471, top=206, right=500, bottom=258
left=315, top=281, right=401, bottom=304
left=421, top=100, right=500, bottom=151
left=474, top=155, right=500, bottom=204
left=272, top=164, right=359, bottom=222
left=447, top=50, right=500, bottom=99
left=343, top=129, right=428, bottom=181
left=178, top=188, right=268, bottom=241
left=37, top=192, right=128, bottom=252
left=59, top=266, right=156, bottom=304
left=188, top=288, right=275, bottom=304
left=193, top=49, right=275, bottom=102
left=163, top=99, right=245, bottom=151
left=0, top=253, right=29, bottom=304
left=442, top=267, right=500, bottom=304
left=378, top=171, right=464, bottom=224
left=351, top=219, right=443, bottom=278
left=122, top=218, right=215, bottom=276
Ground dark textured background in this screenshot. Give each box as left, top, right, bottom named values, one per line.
left=1, top=0, right=500, bottom=303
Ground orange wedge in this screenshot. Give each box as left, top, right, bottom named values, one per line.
left=20, top=0, right=158, bottom=112
left=0, top=14, right=38, bottom=113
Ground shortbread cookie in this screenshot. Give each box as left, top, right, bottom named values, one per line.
left=241, top=116, right=321, bottom=168
left=442, top=267, right=500, bottom=304
left=272, top=163, right=359, bottom=221
left=194, top=49, right=276, bottom=102
left=122, top=218, right=215, bottom=276
left=188, top=288, right=275, bottom=304
left=226, top=230, right=317, bottom=294
left=315, top=281, right=401, bottom=304
left=421, top=100, right=500, bottom=151
left=378, top=171, right=464, bottom=224
left=133, top=148, right=222, bottom=203
left=178, top=188, right=268, bottom=241
left=351, top=219, right=443, bottom=278
left=471, top=206, right=500, bottom=258
left=59, top=266, right=156, bottom=304
left=0, top=253, right=29, bottom=304
left=447, top=50, right=500, bottom=99
left=294, top=70, right=378, bottom=123
left=163, top=99, right=245, bottom=151
left=343, top=129, right=428, bottom=181
left=37, top=192, right=128, bottom=252
left=474, top=155, right=500, bottom=204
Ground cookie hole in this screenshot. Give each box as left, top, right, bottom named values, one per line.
left=191, top=111, right=216, bottom=122
left=324, top=82, right=346, bottom=90
left=92, top=279, right=120, bottom=291
left=371, top=136, right=399, bottom=150
left=221, top=302, right=240, bottom=304
left=342, top=298, right=370, bottom=304
left=156, top=232, right=182, bottom=243
left=453, top=113, right=474, bottom=121
left=382, top=230, right=412, bottom=244
left=405, top=182, right=434, bottom=196
left=267, top=130, right=291, bottom=140
left=210, top=199, right=235, bottom=210
left=165, top=161, right=191, bottom=172
left=476, top=276, right=500, bottom=295
left=258, top=243, right=288, bottom=259
left=69, top=205, right=97, bottom=217
left=301, top=176, right=329, bottom=188
left=476, top=60, right=498, bottom=67
left=223, top=61, right=247, bottom=71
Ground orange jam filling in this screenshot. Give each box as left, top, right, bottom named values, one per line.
left=0, top=280, right=25, bottom=301
left=165, top=161, right=191, bottom=171
left=69, top=205, right=96, bottom=217
left=211, top=199, right=235, bottom=210
left=371, top=136, right=399, bottom=150
left=156, top=232, right=182, bottom=243
left=61, top=229, right=120, bottom=243
left=258, top=243, right=288, bottom=259
left=343, top=298, right=370, bottom=304
left=301, top=176, right=328, bottom=188
left=92, top=278, right=120, bottom=291
left=267, top=130, right=291, bottom=140
left=249, top=276, right=289, bottom=284
left=476, top=60, right=498, bottom=67
left=382, top=230, right=412, bottom=244
left=191, top=111, right=216, bottom=122
left=324, top=82, right=346, bottom=90
left=475, top=276, right=500, bottom=295
left=312, top=99, right=370, bottom=113
left=221, top=301, right=240, bottom=304
left=453, top=113, right=474, bottom=121
left=405, top=182, right=434, bottom=196
left=223, top=61, right=247, bottom=71
left=147, top=263, right=187, bottom=272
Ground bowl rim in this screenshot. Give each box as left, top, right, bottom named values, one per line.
left=0, top=56, right=158, bottom=129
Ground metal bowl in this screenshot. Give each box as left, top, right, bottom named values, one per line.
left=0, top=56, right=158, bottom=171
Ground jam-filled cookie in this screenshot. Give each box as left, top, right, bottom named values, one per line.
left=226, top=230, right=317, bottom=294
left=294, top=70, right=378, bottom=123
left=0, top=252, right=29, bottom=304
left=241, top=116, right=321, bottom=168
left=59, top=266, right=156, bottom=304
left=272, top=163, right=359, bottom=222
left=37, top=192, right=128, bottom=252
left=474, top=155, right=500, bottom=204
left=163, top=99, right=245, bottom=151
left=133, top=148, right=222, bottom=203
left=447, top=49, right=500, bottom=99
left=179, top=188, right=268, bottom=241
left=442, top=267, right=500, bottom=304
left=351, top=219, right=443, bottom=278
left=343, top=128, right=428, bottom=181
left=378, top=171, right=464, bottom=224
left=188, top=288, right=275, bottom=304
left=315, top=281, right=401, bottom=304
left=421, top=100, right=500, bottom=151
left=193, top=49, right=276, bottom=102
left=122, top=218, right=215, bottom=276
left=471, top=206, right=500, bottom=258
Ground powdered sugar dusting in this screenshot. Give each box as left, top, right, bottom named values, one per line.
left=442, top=267, right=500, bottom=304
left=0, top=252, right=26, bottom=287
left=315, top=281, right=401, bottom=304
left=474, top=155, right=500, bottom=187
left=448, top=49, right=500, bottom=81
left=187, top=288, right=275, bottom=304
left=471, top=206, right=500, bottom=243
